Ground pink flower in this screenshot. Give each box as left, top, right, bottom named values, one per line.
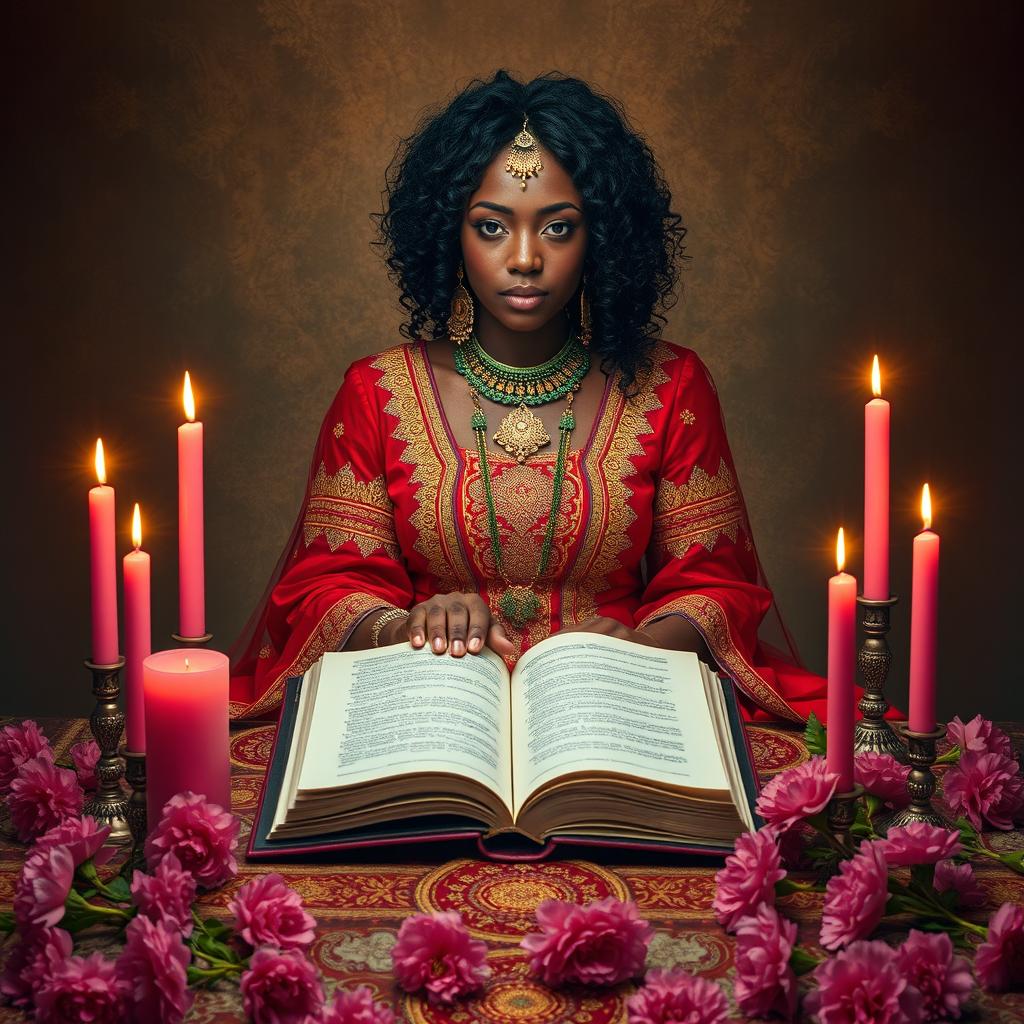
left=879, top=823, right=963, bottom=865
left=229, top=872, right=317, bottom=952
left=69, top=740, right=101, bottom=791
left=116, top=915, right=194, bottom=1024
left=712, top=826, right=785, bottom=932
left=943, top=750, right=1024, bottom=831
left=520, top=896, right=652, bottom=988
left=755, top=756, right=840, bottom=830
left=7, top=755, right=83, bottom=842
left=37, top=815, right=114, bottom=868
left=855, top=751, right=912, bottom=807
left=240, top=948, right=324, bottom=1024
left=625, top=967, right=731, bottom=1024
left=144, top=790, right=239, bottom=889
left=896, top=930, right=973, bottom=1021
left=804, top=940, right=923, bottom=1023
left=33, top=952, right=127, bottom=1024
left=0, top=719, right=53, bottom=793
left=820, top=840, right=889, bottom=950
left=975, top=901, right=1024, bottom=992
left=13, top=844, right=74, bottom=932
left=933, top=860, right=985, bottom=909
left=0, top=927, right=72, bottom=1010
left=130, top=851, right=197, bottom=937
left=733, top=903, right=798, bottom=1020
left=320, top=985, right=396, bottom=1024
left=776, top=821, right=814, bottom=869
left=391, top=910, right=489, bottom=1004
left=947, top=715, right=1014, bottom=758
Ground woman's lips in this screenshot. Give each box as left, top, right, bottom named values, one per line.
left=502, top=293, right=546, bottom=310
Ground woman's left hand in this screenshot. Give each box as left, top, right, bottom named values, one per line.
left=551, top=616, right=662, bottom=647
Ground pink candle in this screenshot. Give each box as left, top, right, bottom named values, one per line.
left=89, top=439, right=119, bottom=665
left=863, top=355, right=890, bottom=600
left=178, top=371, right=205, bottom=638
left=123, top=503, right=151, bottom=753
left=144, top=648, right=230, bottom=826
left=827, top=527, right=857, bottom=791
left=909, top=484, right=940, bottom=732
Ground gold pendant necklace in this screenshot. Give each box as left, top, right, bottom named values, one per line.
left=491, top=402, right=550, bottom=463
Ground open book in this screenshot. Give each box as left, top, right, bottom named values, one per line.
left=252, top=632, right=761, bottom=859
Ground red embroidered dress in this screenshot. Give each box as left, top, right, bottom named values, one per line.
left=229, top=339, right=832, bottom=723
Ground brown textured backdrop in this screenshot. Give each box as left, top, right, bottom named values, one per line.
left=5, top=1, right=1021, bottom=722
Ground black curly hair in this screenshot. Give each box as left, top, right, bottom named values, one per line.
left=372, top=70, right=687, bottom=395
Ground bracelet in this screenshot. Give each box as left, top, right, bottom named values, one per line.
left=369, top=608, right=409, bottom=648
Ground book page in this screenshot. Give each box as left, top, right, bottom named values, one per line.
left=510, top=633, right=729, bottom=817
left=297, top=643, right=513, bottom=811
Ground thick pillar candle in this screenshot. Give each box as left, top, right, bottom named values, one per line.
left=178, top=371, right=205, bottom=638
left=144, top=648, right=230, bottom=826
left=827, top=527, right=857, bottom=791
left=863, top=355, right=890, bottom=600
left=123, top=503, right=150, bottom=753
left=909, top=484, right=940, bottom=732
left=89, top=439, right=119, bottom=665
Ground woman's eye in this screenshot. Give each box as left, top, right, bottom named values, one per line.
left=476, top=220, right=505, bottom=237
left=545, top=222, right=574, bottom=238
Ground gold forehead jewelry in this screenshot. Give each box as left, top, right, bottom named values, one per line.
left=505, top=115, right=543, bottom=191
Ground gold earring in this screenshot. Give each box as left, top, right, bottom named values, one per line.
left=579, top=281, right=592, bottom=348
left=449, top=263, right=474, bottom=346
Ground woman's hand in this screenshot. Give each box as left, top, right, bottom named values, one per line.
left=380, top=593, right=517, bottom=658
left=551, top=616, right=663, bottom=647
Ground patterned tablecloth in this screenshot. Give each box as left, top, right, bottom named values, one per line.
left=2, top=718, right=1022, bottom=1022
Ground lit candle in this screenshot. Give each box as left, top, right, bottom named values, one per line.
left=863, top=355, right=890, bottom=600
left=123, top=503, right=151, bottom=753
left=178, top=371, right=205, bottom=638
left=89, top=439, right=119, bottom=665
left=827, top=527, right=857, bottom=791
left=143, top=648, right=230, bottom=826
left=909, top=484, right=940, bottom=732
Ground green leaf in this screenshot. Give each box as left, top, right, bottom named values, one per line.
left=103, top=875, right=132, bottom=902
left=789, top=945, right=823, bottom=976
left=202, top=917, right=233, bottom=940
left=954, top=817, right=978, bottom=843
left=804, top=711, right=827, bottom=755
left=910, top=863, right=936, bottom=891
left=998, top=848, right=1024, bottom=875
left=935, top=744, right=961, bottom=765
left=864, top=794, right=884, bottom=820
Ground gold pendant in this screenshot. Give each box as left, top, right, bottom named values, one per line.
left=492, top=402, right=550, bottom=463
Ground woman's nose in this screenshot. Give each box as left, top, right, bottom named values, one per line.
left=507, top=233, right=542, bottom=273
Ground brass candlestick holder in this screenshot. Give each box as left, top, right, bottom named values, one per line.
left=171, top=631, right=213, bottom=647
left=82, top=657, right=131, bottom=843
left=122, top=750, right=147, bottom=845
left=882, top=723, right=952, bottom=830
left=853, top=595, right=907, bottom=762
left=827, top=782, right=865, bottom=849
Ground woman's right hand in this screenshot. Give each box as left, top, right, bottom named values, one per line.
left=379, top=592, right=516, bottom=658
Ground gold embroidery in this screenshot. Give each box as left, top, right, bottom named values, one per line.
left=680, top=409, right=695, bottom=425
left=257, top=644, right=273, bottom=660
left=333, top=422, right=345, bottom=438
left=302, top=462, right=400, bottom=559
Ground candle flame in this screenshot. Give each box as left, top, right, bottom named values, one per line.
left=871, top=355, right=882, bottom=398
left=131, top=503, right=142, bottom=550
left=94, top=438, right=107, bottom=485
left=836, top=527, right=846, bottom=573
left=183, top=371, right=196, bottom=423
left=921, top=483, right=932, bottom=530
left=185, top=657, right=191, bottom=671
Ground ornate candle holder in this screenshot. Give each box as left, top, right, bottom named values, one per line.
left=171, top=631, right=213, bottom=647
left=82, top=658, right=131, bottom=842
left=882, top=723, right=951, bottom=830
left=122, top=750, right=147, bottom=845
left=827, top=782, right=865, bottom=849
left=853, top=595, right=908, bottom=762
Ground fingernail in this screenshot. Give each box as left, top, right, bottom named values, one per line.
left=452, top=641, right=464, bottom=656
left=469, top=637, right=482, bottom=652
left=432, top=637, right=444, bottom=652
left=412, top=633, right=423, bottom=646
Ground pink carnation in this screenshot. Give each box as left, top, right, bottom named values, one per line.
left=933, top=859, right=985, bottom=909
left=240, top=948, right=324, bottom=1024
left=70, top=739, right=101, bottom=791
left=804, top=939, right=923, bottom=1023
left=33, top=952, right=127, bottom=1024
left=879, top=823, right=963, bottom=865
left=391, top=910, right=489, bottom=1004
left=942, top=750, right=1024, bottom=831
left=116, top=915, right=194, bottom=1024
left=0, top=927, right=72, bottom=1010
left=625, top=967, right=731, bottom=1024
left=947, top=715, right=1014, bottom=758
left=144, top=791, right=239, bottom=889
left=37, top=815, right=114, bottom=868
left=13, top=844, right=74, bottom=932
left=975, top=901, right=1024, bottom=992
left=521, top=896, right=652, bottom=987
left=755, top=756, right=840, bottom=830
left=712, top=826, right=785, bottom=932
left=130, top=851, right=197, bottom=937
left=0, top=719, right=53, bottom=793
left=229, top=872, right=317, bottom=952
left=733, top=903, right=799, bottom=1020
left=820, top=840, right=889, bottom=950
left=855, top=751, right=912, bottom=807
left=896, top=930, right=973, bottom=1021
left=320, top=985, right=396, bottom=1024
left=7, top=755, right=83, bottom=842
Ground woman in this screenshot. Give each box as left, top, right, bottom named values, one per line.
left=229, top=70, right=831, bottom=725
